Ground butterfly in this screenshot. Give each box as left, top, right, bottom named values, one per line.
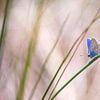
left=87, top=38, right=100, bottom=58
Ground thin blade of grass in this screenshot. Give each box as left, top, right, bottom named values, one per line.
left=41, top=23, right=84, bottom=100
left=0, top=0, right=9, bottom=47
left=42, top=8, right=100, bottom=100
left=48, top=30, right=86, bottom=99
left=16, top=0, right=46, bottom=100
left=51, top=54, right=100, bottom=100
left=48, top=8, right=100, bottom=99
left=28, top=14, right=69, bottom=100
left=0, top=0, right=10, bottom=68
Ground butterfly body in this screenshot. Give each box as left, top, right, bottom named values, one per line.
left=87, top=38, right=100, bottom=58
left=88, top=51, right=98, bottom=58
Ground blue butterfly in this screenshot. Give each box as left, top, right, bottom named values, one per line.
left=87, top=38, right=100, bottom=58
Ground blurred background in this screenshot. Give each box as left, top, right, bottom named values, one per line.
left=0, top=0, right=100, bottom=100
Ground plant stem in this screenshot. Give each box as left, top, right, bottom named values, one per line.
left=41, top=8, right=100, bottom=100
left=0, top=0, right=10, bottom=68
left=51, top=54, right=100, bottom=100
left=16, top=0, right=45, bottom=100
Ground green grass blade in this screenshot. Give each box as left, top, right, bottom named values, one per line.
left=29, top=14, right=69, bottom=100
left=16, top=0, right=46, bottom=100
left=0, top=0, right=9, bottom=47
left=48, top=8, right=100, bottom=99
left=41, top=8, right=100, bottom=100
left=48, top=31, right=86, bottom=99
left=51, top=54, right=100, bottom=100
left=0, top=0, right=10, bottom=67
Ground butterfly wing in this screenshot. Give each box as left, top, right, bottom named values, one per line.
left=87, top=38, right=91, bottom=56
left=90, top=38, right=98, bottom=58
left=98, top=44, right=100, bottom=53
left=90, top=38, right=98, bottom=53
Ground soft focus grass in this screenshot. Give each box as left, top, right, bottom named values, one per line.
left=16, top=0, right=46, bottom=100
left=0, top=0, right=10, bottom=67
left=29, top=14, right=69, bottom=100
left=0, top=1, right=100, bottom=100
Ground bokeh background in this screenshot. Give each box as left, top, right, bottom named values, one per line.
left=0, top=0, right=100, bottom=100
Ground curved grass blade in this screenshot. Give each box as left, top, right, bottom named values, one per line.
left=51, top=54, right=100, bottom=100
left=42, top=8, right=100, bottom=100
left=41, top=25, right=85, bottom=100
left=48, top=30, right=86, bottom=99
left=48, top=8, right=100, bottom=99
left=16, top=0, right=46, bottom=100
left=28, top=14, right=69, bottom=100
left=0, top=0, right=10, bottom=68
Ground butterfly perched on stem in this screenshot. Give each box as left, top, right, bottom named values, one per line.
left=87, top=38, right=100, bottom=58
